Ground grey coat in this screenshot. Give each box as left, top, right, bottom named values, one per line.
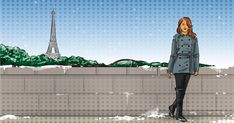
left=167, top=33, right=199, bottom=74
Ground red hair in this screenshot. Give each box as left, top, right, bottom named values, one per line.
left=177, top=17, right=197, bottom=39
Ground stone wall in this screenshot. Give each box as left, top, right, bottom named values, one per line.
left=0, top=67, right=234, bottom=116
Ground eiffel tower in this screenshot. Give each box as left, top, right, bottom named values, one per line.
left=45, top=8, right=61, bottom=59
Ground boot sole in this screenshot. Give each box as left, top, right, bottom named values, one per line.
left=176, top=117, right=187, bottom=122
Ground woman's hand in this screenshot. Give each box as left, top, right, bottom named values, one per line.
left=194, top=71, right=199, bottom=76
left=167, top=72, right=172, bottom=79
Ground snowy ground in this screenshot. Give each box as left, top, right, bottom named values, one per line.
left=1, top=109, right=234, bottom=123
left=0, top=115, right=234, bottom=123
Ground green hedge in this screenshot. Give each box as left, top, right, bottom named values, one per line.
left=0, top=44, right=214, bottom=67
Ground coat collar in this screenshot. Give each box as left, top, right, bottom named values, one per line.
left=179, top=33, right=188, bottom=37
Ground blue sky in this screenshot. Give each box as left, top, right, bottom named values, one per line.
left=1, top=0, right=233, bottom=68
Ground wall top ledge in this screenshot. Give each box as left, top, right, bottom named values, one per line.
left=96, top=67, right=127, bottom=74
left=35, top=68, right=65, bottom=74
left=126, top=67, right=158, bottom=75
left=3, top=67, right=34, bottom=74
left=66, top=67, right=96, bottom=74
left=0, top=68, right=4, bottom=74
left=158, top=67, right=225, bottom=75
left=0, top=67, right=234, bottom=75
left=220, top=67, right=234, bottom=75
left=197, top=67, right=219, bottom=74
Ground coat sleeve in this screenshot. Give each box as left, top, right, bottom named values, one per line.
left=193, top=37, right=200, bottom=72
left=167, top=38, right=177, bottom=73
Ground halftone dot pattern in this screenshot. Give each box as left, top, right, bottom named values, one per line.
left=1, top=71, right=234, bottom=122
left=1, top=0, right=233, bottom=68
left=1, top=0, right=234, bottom=122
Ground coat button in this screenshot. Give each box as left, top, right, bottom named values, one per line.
left=179, top=64, right=181, bottom=66
left=189, top=39, right=191, bottom=41
left=186, top=64, right=188, bottom=66
left=188, top=45, right=190, bottom=47
left=179, top=57, right=181, bottom=59
left=181, top=45, right=183, bottom=47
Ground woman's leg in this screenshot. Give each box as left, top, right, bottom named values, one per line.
left=175, top=73, right=188, bottom=122
left=169, top=87, right=177, bottom=112
left=169, top=73, right=191, bottom=118
left=174, top=73, right=185, bottom=111
left=184, top=73, right=191, bottom=92
left=170, top=92, right=177, bottom=107
left=174, top=73, right=189, bottom=121
left=172, top=73, right=191, bottom=105
left=169, top=73, right=185, bottom=117
left=170, top=73, right=185, bottom=107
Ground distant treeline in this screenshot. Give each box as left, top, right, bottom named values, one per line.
left=0, top=44, right=214, bottom=67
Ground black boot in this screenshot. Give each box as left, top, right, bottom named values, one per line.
left=175, top=90, right=187, bottom=122
left=169, top=87, right=178, bottom=118
left=168, top=98, right=176, bottom=118
left=176, top=102, right=187, bottom=122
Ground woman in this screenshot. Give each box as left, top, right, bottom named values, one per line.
left=167, top=17, right=200, bottom=122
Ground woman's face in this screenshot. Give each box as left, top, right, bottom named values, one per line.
left=180, top=19, right=188, bottom=34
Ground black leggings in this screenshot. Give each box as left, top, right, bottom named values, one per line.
left=170, top=73, right=191, bottom=108
left=174, top=73, right=191, bottom=91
